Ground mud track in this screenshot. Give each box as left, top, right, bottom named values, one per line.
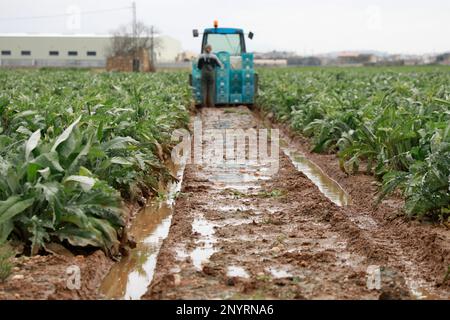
left=144, top=106, right=449, bottom=300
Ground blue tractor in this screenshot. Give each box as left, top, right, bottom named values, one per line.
left=190, top=21, right=258, bottom=106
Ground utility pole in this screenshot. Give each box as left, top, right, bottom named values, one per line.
left=150, top=26, right=155, bottom=71
left=132, top=1, right=137, bottom=50
left=132, top=1, right=138, bottom=71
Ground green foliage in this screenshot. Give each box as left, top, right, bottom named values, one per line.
left=0, top=70, right=190, bottom=255
left=257, top=189, right=285, bottom=198
left=380, top=125, right=450, bottom=219
left=0, top=243, right=14, bottom=282
left=258, top=66, right=450, bottom=219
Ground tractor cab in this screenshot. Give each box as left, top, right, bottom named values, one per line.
left=200, top=27, right=249, bottom=55
left=190, top=21, right=257, bottom=106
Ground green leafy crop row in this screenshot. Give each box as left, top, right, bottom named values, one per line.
left=0, top=70, right=190, bottom=256
left=258, top=67, right=450, bottom=220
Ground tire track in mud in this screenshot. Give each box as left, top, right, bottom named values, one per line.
left=144, top=106, right=449, bottom=300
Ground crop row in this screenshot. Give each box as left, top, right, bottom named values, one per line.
left=0, top=70, right=190, bottom=256
left=258, top=67, right=450, bottom=220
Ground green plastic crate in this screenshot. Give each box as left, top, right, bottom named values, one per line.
left=242, top=70, right=255, bottom=85
left=230, top=94, right=243, bottom=104
left=216, top=93, right=229, bottom=104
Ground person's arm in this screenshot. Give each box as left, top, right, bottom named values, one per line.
left=211, top=54, right=224, bottom=69
left=197, top=56, right=204, bottom=70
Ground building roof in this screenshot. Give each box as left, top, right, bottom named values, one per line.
left=0, top=33, right=168, bottom=39
left=0, top=33, right=112, bottom=38
left=338, top=52, right=361, bottom=57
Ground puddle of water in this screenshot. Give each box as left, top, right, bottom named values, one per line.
left=266, top=267, right=293, bottom=279
left=216, top=163, right=274, bottom=171
left=99, top=165, right=185, bottom=300
left=192, top=215, right=216, bottom=237
left=410, top=287, right=445, bottom=300
left=227, top=266, right=250, bottom=278
left=220, top=218, right=257, bottom=227
left=170, top=266, right=181, bottom=273
left=191, top=246, right=217, bottom=271
left=218, top=205, right=253, bottom=212
left=318, top=235, right=346, bottom=250
left=219, top=184, right=261, bottom=192
left=175, top=244, right=190, bottom=261
left=209, top=173, right=271, bottom=183
left=282, top=147, right=351, bottom=207
left=191, top=215, right=218, bottom=271
left=403, top=268, right=441, bottom=300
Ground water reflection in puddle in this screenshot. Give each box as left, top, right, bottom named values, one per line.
left=227, top=266, right=250, bottom=278
left=266, top=267, right=293, bottom=279
left=191, top=215, right=218, bottom=271
left=217, top=205, right=253, bottom=212
left=282, top=147, right=351, bottom=207
left=209, top=173, right=271, bottom=183
left=220, top=218, right=256, bottom=227
left=99, top=165, right=185, bottom=300
left=218, top=184, right=261, bottom=192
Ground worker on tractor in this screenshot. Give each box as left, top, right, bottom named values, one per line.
left=197, top=44, right=224, bottom=108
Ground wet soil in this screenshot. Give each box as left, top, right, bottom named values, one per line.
left=0, top=194, right=159, bottom=300
left=144, top=106, right=449, bottom=300
left=258, top=109, right=450, bottom=298
left=0, top=250, right=112, bottom=300
left=1, top=106, right=448, bottom=300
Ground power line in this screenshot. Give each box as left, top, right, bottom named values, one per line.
left=0, top=6, right=132, bottom=22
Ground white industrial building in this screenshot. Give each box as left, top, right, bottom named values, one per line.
left=0, top=34, right=182, bottom=68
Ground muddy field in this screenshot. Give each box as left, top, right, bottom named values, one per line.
left=0, top=250, right=112, bottom=300
left=144, top=106, right=449, bottom=300
left=1, top=106, right=449, bottom=300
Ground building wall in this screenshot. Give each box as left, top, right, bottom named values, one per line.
left=155, top=36, right=182, bottom=63
left=0, top=34, right=181, bottom=67
left=106, top=48, right=152, bottom=72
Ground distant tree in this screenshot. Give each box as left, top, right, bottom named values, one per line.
left=107, top=21, right=163, bottom=70
left=436, top=52, right=450, bottom=63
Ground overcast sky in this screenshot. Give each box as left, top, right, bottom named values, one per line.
left=0, top=0, right=449, bottom=55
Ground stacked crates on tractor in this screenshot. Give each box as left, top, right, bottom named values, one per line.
left=216, top=52, right=231, bottom=69
left=242, top=53, right=254, bottom=70
left=229, top=69, right=243, bottom=104
left=191, top=52, right=256, bottom=106
left=192, top=61, right=203, bottom=104
left=241, top=53, right=255, bottom=104
left=215, top=52, right=230, bottom=104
